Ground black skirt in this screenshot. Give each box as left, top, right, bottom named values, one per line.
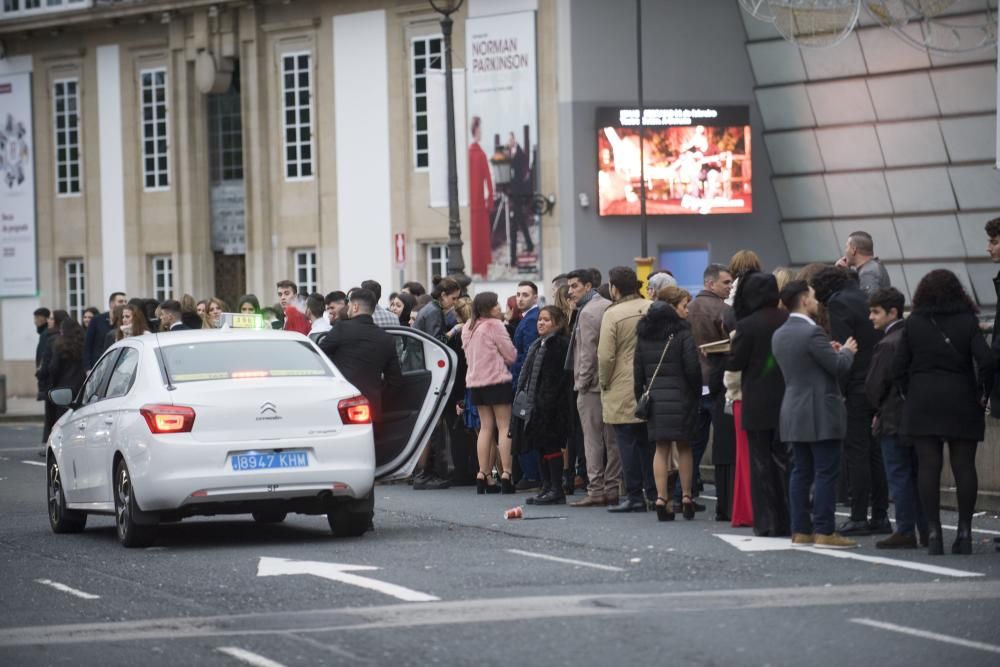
left=470, top=382, right=513, bottom=407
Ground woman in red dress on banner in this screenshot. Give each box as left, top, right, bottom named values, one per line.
left=468, top=116, right=494, bottom=278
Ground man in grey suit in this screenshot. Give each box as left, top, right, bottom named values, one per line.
left=772, top=281, right=859, bottom=549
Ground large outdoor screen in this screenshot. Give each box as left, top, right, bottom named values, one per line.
left=597, top=106, right=752, bottom=216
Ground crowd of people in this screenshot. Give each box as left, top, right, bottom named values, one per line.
left=32, top=219, right=1000, bottom=556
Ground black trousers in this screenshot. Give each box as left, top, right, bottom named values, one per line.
left=911, top=436, right=978, bottom=524
left=746, top=428, right=791, bottom=537
left=844, top=388, right=889, bottom=522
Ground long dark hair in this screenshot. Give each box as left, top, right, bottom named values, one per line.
left=470, top=291, right=499, bottom=328
left=431, top=276, right=461, bottom=301
left=394, top=292, right=416, bottom=325
left=912, top=269, right=978, bottom=316
left=539, top=305, right=567, bottom=335
left=54, top=318, right=85, bottom=362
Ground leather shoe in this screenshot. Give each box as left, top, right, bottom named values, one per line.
left=607, top=498, right=647, bottom=513
left=876, top=532, right=917, bottom=549
left=603, top=495, right=620, bottom=507
left=868, top=517, right=893, bottom=535
left=569, top=495, right=606, bottom=508
left=837, top=519, right=872, bottom=536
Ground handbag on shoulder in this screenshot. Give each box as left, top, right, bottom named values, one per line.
left=635, top=334, right=673, bottom=420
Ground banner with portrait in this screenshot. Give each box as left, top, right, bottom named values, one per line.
left=465, top=10, right=539, bottom=281
left=0, top=72, right=36, bottom=297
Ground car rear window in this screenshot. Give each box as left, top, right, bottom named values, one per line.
left=161, top=340, right=333, bottom=383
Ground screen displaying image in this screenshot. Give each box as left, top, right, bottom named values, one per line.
left=597, top=106, right=752, bottom=216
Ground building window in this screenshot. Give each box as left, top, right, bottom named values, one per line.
left=53, top=78, right=81, bottom=196
left=208, top=83, right=243, bottom=183
left=293, top=248, right=317, bottom=295
left=140, top=67, right=169, bottom=190
left=410, top=36, right=442, bottom=170
left=281, top=52, right=313, bottom=180
left=64, top=258, right=85, bottom=323
left=151, top=255, right=173, bottom=302
left=427, top=243, right=448, bottom=285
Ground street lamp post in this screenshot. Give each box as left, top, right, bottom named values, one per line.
left=429, top=0, right=467, bottom=285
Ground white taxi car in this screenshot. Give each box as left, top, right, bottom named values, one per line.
left=45, top=320, right=456, bottom=547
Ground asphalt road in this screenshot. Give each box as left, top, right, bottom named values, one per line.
left=2, top=423, right=999, bottom=666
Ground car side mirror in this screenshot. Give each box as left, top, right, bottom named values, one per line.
left=48, top=387, right=75, bottom=408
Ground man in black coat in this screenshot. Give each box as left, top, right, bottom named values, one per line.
left=84, top=291, right=127, bottom=369
left=319, top=288, right=403, bottom=423
left=865, top=287, right=925, bottom=549
left=986, top=217, right=1000, bottom=412
left=158, top=300, right=191, bottom=331
left=33, top=307, right=51, bottom=400
left=727, top=272, right=790, bottom=537
left=812, top=267, right=889, bottom=536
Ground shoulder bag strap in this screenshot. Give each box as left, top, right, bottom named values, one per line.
left=640, top=334, right=674, bottom=401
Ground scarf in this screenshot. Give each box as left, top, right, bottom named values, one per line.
left=564, top=289, right=598, bottom=370
left=516, top=333, right=552, bottom=425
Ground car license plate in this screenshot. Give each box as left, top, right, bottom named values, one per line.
left=231, top=451, right=309, bottom=471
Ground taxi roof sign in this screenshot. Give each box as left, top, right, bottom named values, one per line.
left=219, top=313, right=266, bottom=330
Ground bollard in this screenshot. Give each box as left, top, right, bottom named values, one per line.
left=0, top=374, right=6, bottom=414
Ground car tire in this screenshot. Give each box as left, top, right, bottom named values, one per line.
left=251, top=510, right=287, bottom=524
left=114, top=459, right=157, bottom=548
left=47, top=455, right=86, bottom=534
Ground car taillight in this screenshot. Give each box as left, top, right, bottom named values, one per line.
left=338, top=396, right=371, bottom=425
left=140, top=404, right=196, bottom=434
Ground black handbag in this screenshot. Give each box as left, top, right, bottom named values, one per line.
left=635, top=334, right=673, bottom=420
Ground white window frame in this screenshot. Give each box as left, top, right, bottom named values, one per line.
left=410, top=34, right=443, bottom=171
left=293, top=248, right=318, bottom=295
left=63, top=258, right=85, bottom=323
left=151, top=254, right=173, bottom=302
left=53, top=77, right=82, bottom=197
left=1, top=0, right=89, bottom=20
left=140, top=66, right=170, bottom=191
left=426, top=243, right=449, bottom=286
left=281, top=51, right=314, bottom=182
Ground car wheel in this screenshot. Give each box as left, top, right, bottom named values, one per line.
left=251, top=510, right=287, bottom=523
left=47, top=456, right=86, bottom=534
left=114, top=459, right=157, bottom=548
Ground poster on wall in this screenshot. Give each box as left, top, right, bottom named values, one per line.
left=465, top=10, right=539, bottom=281
left=0, top=72, right=36, bottom=297
left=597, top=106, right=753, bottom=216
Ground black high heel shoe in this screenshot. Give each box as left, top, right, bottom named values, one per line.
left=952, top=519, right=972, bottom=555
left=500, top=474, right=514, bottom=494
left=655, top=497, right=675, bottom=522
left=476, top=474, right=487, bottom=495
left=927, top=520, right=944, bottom=556
left=682, top=494, right=695, bottom=521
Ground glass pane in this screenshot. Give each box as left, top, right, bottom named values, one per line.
left=413, top=40, right=425, bottom=57
left=297, top=54, right=308, bottom=69
left=301, top=162, right=312, bottom=177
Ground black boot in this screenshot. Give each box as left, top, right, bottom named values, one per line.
left=562, top=468, right=575, bottom=496
left=952, top=517, right=972, bottom=555
left=535, top=457, right=567, bottom=505
left=527, top=454, right=551, bottom=506
left=927, top=520, right=944, bottom=556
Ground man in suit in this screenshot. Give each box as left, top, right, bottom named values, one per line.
left=866, top=287, right=926, bottom=549
left=511, top=280, right=541, bottom=490
left=319, top=288, right=402, bottom=423
left=565, top=268, right=620, bottom=507
left=772, top=280, right=858, bottom=549
left=507, top=132, right=534, bottom=260
left=84, top=291, right=127, bottom=369
left=812, top=266, right=890, bottom=536
left=158, top=301, right=191, bottom=331
left=727, top=272, right=790, bottom=537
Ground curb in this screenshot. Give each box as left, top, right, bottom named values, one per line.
left=0, top=415, right=43, bottom=424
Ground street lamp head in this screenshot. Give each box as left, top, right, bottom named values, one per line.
left=428, top=0, right=464, bottom=16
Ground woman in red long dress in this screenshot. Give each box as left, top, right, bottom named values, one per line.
left=468, top=116, right=494, bottom=278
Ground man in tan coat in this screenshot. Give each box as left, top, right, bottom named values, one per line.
left=565, top=268, right=620, bottom=507
left=598, top=267, right=654, bottom=513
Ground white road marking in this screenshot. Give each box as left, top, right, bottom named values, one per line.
left=216, top=647, right=288, bottom=667
left=34, top=579, right=100, bottom=600
left=20, top=460, right=45, bottom=467
left=256, top=557, right=439, bottom=603
left=702, top=494, right=1000, bottom=537
left=506, top=548, right=626, bottom=572
left=715, top=534, right=983, bottom=578
left=850, top=618, right=1000, bottom=654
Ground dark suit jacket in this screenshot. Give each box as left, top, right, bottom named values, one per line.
left=319, top=314, right=403, bottom=420
left=728, top=306, right=788, bottom=432
left=826, top=286, right=877, bottom=390
left=772, top=315, right=854, bottom=443
left=83, top=311, right=113, bottom=369
left=865, top=319, right=904, bottom=437
left=168, top=323, right=192, bottom=331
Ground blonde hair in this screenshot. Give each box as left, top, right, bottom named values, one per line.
left=454, top=296, right=473, bottom=323
left=728, top=250, right=762, bottom=279
left=772, top=266, right=796, bottom=293
left=657, top=285, right=692, bottom=307
left=553, top=284, right=573, bottom=323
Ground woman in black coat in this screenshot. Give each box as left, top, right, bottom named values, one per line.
left=893, top=269, right=995, bottom=556
left=511, top=306, right=572, bottom=505
left=44, top=317, right=86, bottom=443
left=634, top=300, right=702, bottom=520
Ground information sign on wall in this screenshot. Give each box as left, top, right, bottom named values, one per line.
left=0, top=72, right=37, bottom=297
